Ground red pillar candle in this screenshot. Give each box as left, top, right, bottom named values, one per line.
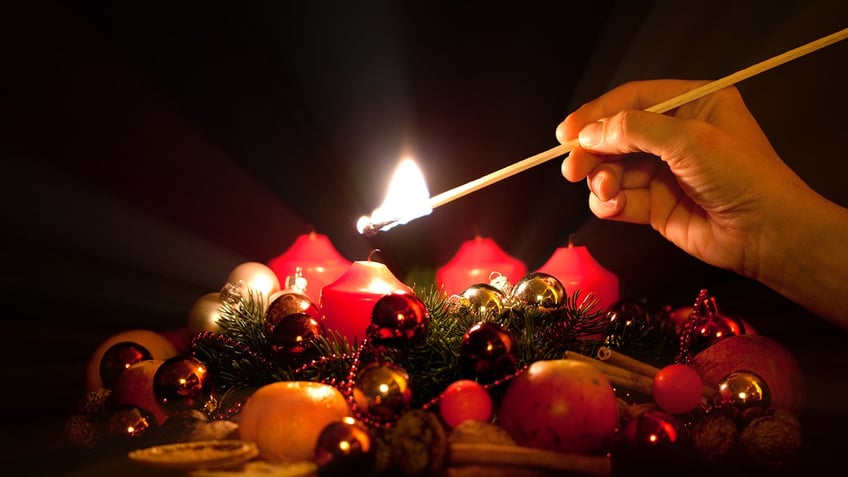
left=535, top=243, right=620, bottom=312
left=437, top=236, right=527, bottom=296
left=267, top=231, right=351, bottom=305
left=319, top=259, right=412, bottom=344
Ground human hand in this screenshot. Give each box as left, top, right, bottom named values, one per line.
left=556, top=79, right=816, bottom=279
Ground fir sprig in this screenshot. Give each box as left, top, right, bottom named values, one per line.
left=191, top=284, right=619, bottom=410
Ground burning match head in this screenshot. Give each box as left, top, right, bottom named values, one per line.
left=356, top=216, right=400, bottom=237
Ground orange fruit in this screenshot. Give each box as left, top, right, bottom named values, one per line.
left=238, top=381, right=351, bottom=463
left=85, top=329, right=179, bottom=391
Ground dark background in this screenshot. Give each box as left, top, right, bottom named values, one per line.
left=2, top=0, right=847, bottom=475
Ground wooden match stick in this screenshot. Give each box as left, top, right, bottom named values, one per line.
left=449, top=442, right=611, bottom=476
left=427, top=27, right=848, bottom=211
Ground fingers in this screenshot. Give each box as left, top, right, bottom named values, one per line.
left=562, top=79, right=710, bottom=131
left=588, top=162, right=622, bottom=202
left=557, top=79, right=714, bottom=183
left=586, top=156, right=666, bottom=225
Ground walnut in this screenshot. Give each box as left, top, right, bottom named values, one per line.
left=691, top=412, right=738, bottom=461
left=448, top=420, right=515, bottom=446
left=738, top=409, right=801, bottom=465
left=374, top=410, right=448, bottom=476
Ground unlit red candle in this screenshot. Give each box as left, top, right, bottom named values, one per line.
left=319, top=260, right=412, bottom=344
left=437, top=236, right=527, bottom=296
left=535, top=243, right=619, bottom=312
left=267, top=232, right=351, bottom=305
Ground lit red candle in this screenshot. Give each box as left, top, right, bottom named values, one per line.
left=319, top=257, right=412, bottom=344
left=535, top=242, right=619, bottom=312
left=437, top=236, right=527, bottom=296
left=267, top=231, right=351, bottom=305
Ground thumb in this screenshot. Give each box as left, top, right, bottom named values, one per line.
left=578, top=110, right=689, bottom=162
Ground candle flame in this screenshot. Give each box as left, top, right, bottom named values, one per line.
left=357, top=158, right=432, bottom=235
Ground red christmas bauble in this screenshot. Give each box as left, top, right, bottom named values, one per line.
left=367, top=292, right=429, bottom=350
left=459, top=322, right=516, bottom=379
left=153, top=356, right=213, bottom=413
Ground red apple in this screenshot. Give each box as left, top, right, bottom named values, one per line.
left=497, top=359, right=618, bottom=455
left=690, top=335, right=803, bottom=412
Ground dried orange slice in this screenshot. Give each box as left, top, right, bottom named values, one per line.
left=128, top=439, right=259, bottom=470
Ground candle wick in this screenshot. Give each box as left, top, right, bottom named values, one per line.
left=368, top=249, right=382, bottom=262
left=568, top=233, right=576, bottom=248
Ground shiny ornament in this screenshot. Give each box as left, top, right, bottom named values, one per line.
left=603, top=298, right=654, bottom=349
left=153, top=356, right=213, bottom=413
left=86, top=330, right=178, bottom=391
left=669, top=304, right=755, bottom=337
left=510, top=272, right=565, bottom=311
left=438, top=379, right=492, bottom=428
left=226, top=261, right=281, bottom=301
left=622, top=409, right=681, bottom=446
left=99, top=341, right=153, bottom=389
left=714, top=370, right=771, bottom=421
left=269, top=314, right=323, bottom=358
left=366, top=292, right=429, bottom=350
left=187, top=292, right=225, bottom=333
left=315, top=417, right=374, bottom=477
left=458, top=283, right=505, bottom=316
left=265, top=290, right=323, bottom=356
left=691, top=315, right=735, bottom=350
left=353, top=363, right=412, bottom=422
left=105, top=405, right=156, bottom=440
left=459, top=322, right=516, bottom=379
left=676, top=289, right=735, bottom=362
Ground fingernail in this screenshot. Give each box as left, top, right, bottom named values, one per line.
left=579, top=120, right=604, bottom=148
left=599, top=195, right=619, bottom=210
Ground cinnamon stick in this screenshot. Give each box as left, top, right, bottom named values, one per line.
left=596, top=347, right=716, bottom=399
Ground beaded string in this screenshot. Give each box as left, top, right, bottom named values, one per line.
left=675, top=289, right=717, bottom=364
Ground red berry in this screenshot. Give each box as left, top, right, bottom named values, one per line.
left=652, top=364, right=703, bottom=414
left=438, top=379, right=492, bottom=428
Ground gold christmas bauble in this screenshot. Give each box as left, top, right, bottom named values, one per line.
left=510, top=272, right=566, bottom=311
left=187, top=292, right=225, bottom=333
left=460, top=283, right=505, bottom=316
left=226, top=262, right=281, bottom=301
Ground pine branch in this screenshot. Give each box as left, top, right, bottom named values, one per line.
left=190, top=282, right=674, bottom=413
